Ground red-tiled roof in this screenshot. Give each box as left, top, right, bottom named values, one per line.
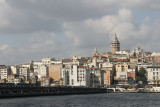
left=97, top=62, right=105, bottom=63
left=79, top=66, right=87, bottom=68
left=110, top=59, right=129, bottom=62
left=90, top=67, right=98, bottom=70
left=63, top=59, right=72, bottom=60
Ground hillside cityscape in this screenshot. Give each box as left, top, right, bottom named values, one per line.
left=0, top=34, right=159, bottom=88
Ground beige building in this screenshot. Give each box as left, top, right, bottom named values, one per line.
left=116, top=63, right=128, bottom=72
left=8, top=74, right=17, bottom=83
left=49, top=64, right=62, bottom=81
left=115, top=63, right=129, bottom=85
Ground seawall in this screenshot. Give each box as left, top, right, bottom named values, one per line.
left=0, top=86, right=108, bottom=98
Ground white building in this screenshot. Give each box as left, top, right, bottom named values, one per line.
left=61, top=65, right=71, bottom=86
left=116, top=72, right=127, bottom=80
left=61, top=64, right=90, bottom=87
left=138, top=63, right=152, bottom=71
left=70, top=65, right=90, bottom=86
left=0, top=68, right=11, bottom=80
left=34, top=64, right=48, bottom=79
left=42, top=58, right=54, bottom=65
left=11, top=65, right=19, bottom=74
left=147, top=66, right=160, bottom=85
left=19, top=67, right=29, bottom=82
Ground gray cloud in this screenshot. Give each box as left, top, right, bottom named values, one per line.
left=64, top=8, right=160, bottom=56
left=0, top=32, right=65, bottom=65
left=1, top=0, right=160, bottom=34
left=0, top=0, right=160, bottom=64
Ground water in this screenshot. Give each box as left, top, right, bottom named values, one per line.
left=0, top=93, right=160, bottom=107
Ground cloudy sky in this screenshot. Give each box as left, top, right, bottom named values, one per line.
left=0, top=0, right=160, bottom=65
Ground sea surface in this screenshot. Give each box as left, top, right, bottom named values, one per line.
left=0, top=93, right=160, bottom=107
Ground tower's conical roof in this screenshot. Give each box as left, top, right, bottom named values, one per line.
left=112, top=33, right=119, bottom=44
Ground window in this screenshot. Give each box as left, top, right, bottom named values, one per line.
left=71, top=70, right=73, bottom=75
left=72, top=79, right=74, bottom=85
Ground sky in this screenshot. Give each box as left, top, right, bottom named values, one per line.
left=1, top=0, right=160, bottom=65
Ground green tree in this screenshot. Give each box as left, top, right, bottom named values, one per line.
left=136, top=67, right=147, bottom=87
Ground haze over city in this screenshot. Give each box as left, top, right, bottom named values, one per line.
left=0, top=0, right=160, bottom=65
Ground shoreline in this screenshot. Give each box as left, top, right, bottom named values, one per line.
left=0, top=86, right=159, bottom=99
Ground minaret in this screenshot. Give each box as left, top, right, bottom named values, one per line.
left=111, top=33, right=120, bottom=53
left=92, top=47, right=98, bottom=67
left=93, top=47, right=99, bottom=57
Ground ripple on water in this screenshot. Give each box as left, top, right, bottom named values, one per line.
left=0, top=93, right=160, bottom=107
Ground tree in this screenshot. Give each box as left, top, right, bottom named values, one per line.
left=136, top=67, right=147, bottom=87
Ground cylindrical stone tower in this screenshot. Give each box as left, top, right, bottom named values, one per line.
left=111, top=33, right=120, bottom=53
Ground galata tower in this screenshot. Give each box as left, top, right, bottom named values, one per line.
left=111, top=33, right=120, bottom=53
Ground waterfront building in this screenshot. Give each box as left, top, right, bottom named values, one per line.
left=147, top=63, right=160, bottom=85
left=49, top=64, right=62, bottom=81
left=127, top=68, right=136, bottom=83
left=114, top=63, right=136, bottom=85
left=8, top=74, right=17, bottom=83
left=40, top=76, right=50, bottom=87
left=70, top=65, right=90, bottom=86
left=29, top=72, right=37, bottom=83
left=10, top=65, right=19, bottom=75
left=61, top=64, right=90, bottom=87
left=38, top=65, right=48, bottom=78
left=90, top=67, right=104, bottom=87
left=104, top=70, right=112, bottom=86
left=14, top=77, right=23, bottom=84
left=19, top=67, right=29, bottom=82
left=0, top=67, right=11, bottom=80
left=102, top=62, right=114, bottom=86
left=111, top=33, right=120, bottom=53
left=114, top=63, right=128, bottom=85
left=33, top=63, right=49, bottom=79
left=61, top=65, right=70, bottom=86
